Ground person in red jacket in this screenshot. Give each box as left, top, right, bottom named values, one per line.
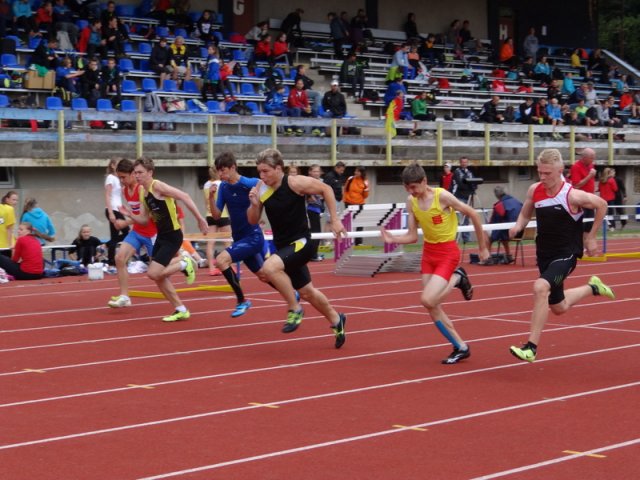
left=286, top=78, right=312, bottom=135
left=598, top=167, right=618, bottom=231
left=272, top=32, right=292, bottom=72
left=34, top=1, right=53, bottom=38
left=0, top=222, right=43, bottom=280
left=254, top=33, right=272, bottom=64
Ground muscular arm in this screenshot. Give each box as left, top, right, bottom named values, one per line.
left=247, top=182, right=264, bottom=225
left=154, top=181, right=208, bottom=234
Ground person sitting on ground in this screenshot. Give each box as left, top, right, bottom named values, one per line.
left=0, top=222, right=43, bottom=280
left=483, top=186, right=523, bottom=264
left=20, top=197, right=55, bottom=245
left=70, top=224, right=104, bottom=265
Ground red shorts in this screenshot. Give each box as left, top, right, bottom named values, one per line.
left=421, top=241, right=460, bottom=281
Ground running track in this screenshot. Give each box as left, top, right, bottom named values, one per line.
left=1, top=239, right=639, bottom=479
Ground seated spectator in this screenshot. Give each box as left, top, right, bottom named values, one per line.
left=584, top=102, right=601, bottom=127
left=574, top=98, right=589, bottom=122
left=532, top=97, right=550, bottom=125
left=287, top=78, right=313, bottom=135
left=245, top=20, right=268, bottom=46
left=410, top=90, right=436, bottom=136
left=619, top=87, right=633, bottom=112
left=100, top=56, right=121, bottom=107
left=70, top=224, right=103, bottom=265
left=56, top=56, right=84, bottom=94
left=254, top=33, right=272, bottom=63
left=483, top=186, right=523, bottom=263
left=584, top=82, right=598, bottom=107
left=169, top=36, right=192, bottom=82
left=322, top=80, right=347, bottom=118
left=294, top=64, right=322, bottom=116
left=53, top=0, right=79, bottom=47
left=340, top=52, right=365, bottom=99
left=562, top=72, right=576, bottom=96
left=568, top=85, right=586, bottom=106
left=21, top=197, right=55, bottom=245
left=546, top=97, right=563, bottom=139
left=80, top=57, right=101, bottom=106
left=564, top=107, right=581, bottom=127
left=571, top=47, right=584, bottom=72
left=383, top=74, right=407, bottom=107
left=388, top=43, right=413, bottom=81
left=519, top=97, right=535, bottom=124
left=102, top=16, right=126, bottom=58
left=149, top=37, right=172, bottom=85
left=264, top=83, right=289, bottom=117
left=630, top=89, right=640, bottom=118
left=459, top=20, right=481, bottom=52
left=596, top=98, right=618, bottom=127
left=272, top=32, right=292, bottom=72
left=547, top=79, right=562, bottom=103
left=479, top=95, right=504, bottom=123
left=31, top=36, right=59, bottom=70
left=78, top=19, right=107, bottom=59
left=0, top=222, right=44, bottom=280
left=498, top=37, right=517, bottom=67
left=407, top=44, right=421, bottom=71
left=419, top=34, right=444, bottom=67
left=195, top=9, right=217, bottom=45
left=533, top=55, right=551, bottom=84
left=12, top=0, right=36, bottom=41
left=34, top=1, right=54, bottom=39
left=217, top=59, right=235, bottom=100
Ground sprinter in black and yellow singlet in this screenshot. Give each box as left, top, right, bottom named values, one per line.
left=124, top=157, right=209, bottom=322
left=247, top=148, right=348, bottom=348
left=380, top=163, right=490, bottom=364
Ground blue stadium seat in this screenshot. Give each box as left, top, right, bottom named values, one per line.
left=5, top=35, right=21, bottom=47
left=118, top=58, right=134, bottom=72
left=76, top=19, right=89, bottom=30
left=29, top=37, right=44, bottom=49
left=96, top=98, right=114, bottom=111
left=121, top=79, right=137, bottom=93
left=115, top=5, right=137, bottom=16
left=120, top=99, right=137, bottom=112
left=200, top=47, right=208, bottom=58
left=138, top=59, right=151, bottom=72
left=240, top=83, right=256, bottom=96
left=1, top=54, right=19, bottom=68
left=0, top=94, right=9, bottom=108
left=156, top=26, right=170, bottom=38
left=254, top=67, right=265, bottom=77
left=162, top=79, right=180, bottom=92
left=245, top=101, right=268, bottom=116
left=71, top=97, right=89, bottom=111
left=138, top=42, right=152, bottom=55
left=123, top=42, right=133, bottom=53
left=233, top=49, right=245, bottom=61
left=142, top=78, right=158, bottom=92
left=45, top=97, right=64, bottom=110
left=174, top=28, right=188, bottom=38
left=188, top=12, right=201, bottom=23
left=206, top=100, right=225, bottom=114
left=182, top=80, right=199, bottom=94
left=213, top=31, right=223, bottom=43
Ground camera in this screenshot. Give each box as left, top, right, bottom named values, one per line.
left=464, top=177, right=484, bottom=185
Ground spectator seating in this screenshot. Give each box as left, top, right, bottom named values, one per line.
left=120, top=99, right=138, bottom=112
left=96, top=99, right=114, bottom=111
left=71, top=97, right=89, bottom=111
left=45, top=97, right=64, bottom=110
left=0, top=94, right=9, bottom=107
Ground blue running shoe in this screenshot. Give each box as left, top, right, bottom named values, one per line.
left=231, top=300, right=251, bottom=318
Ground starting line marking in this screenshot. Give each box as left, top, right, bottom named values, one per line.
left=248, top=402, right=279, bottom=409
left=562, top=450, right=606, bottom=459
left=22, top=369, right=45, bottom=373
left=393, top=424, right=427, bottom=432
left=127, top=384, right=155, bottom=390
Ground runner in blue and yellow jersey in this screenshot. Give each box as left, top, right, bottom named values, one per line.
left=380, top=163, right=490, bottom=364
left=122, top=157, right=209, bottom=322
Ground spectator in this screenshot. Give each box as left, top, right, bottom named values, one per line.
left=532, top=97, right=550, bottom=126
left=70, top=224, right=103, bottom=265
left=598, top=167, right=618, bottom=230
left=574, top=98, right=589, bottom=122
left=479, top=95, right=504, bottom=123
left=280, top=7, right=303, bottom=46
left=420, top=34, right=444, bottom=68
left=484, top=186, right=523, bottom=263
left=100, top=56, right=121, bottom=107
left=451, top=156, right=476, bottom=242
left=31, top=36, right=59, bottom=70
left=12, top=0, right=36, bottom=41
left=323, top=161, right=346, bottom=205
left=264, top=83, right=288, bottom=117
left=571, top=148, right=598, bottom=237
left=619, top=87, right=633, bottom=112
left=439, top=163, right=453, bottom=191
left=339, top=51, right=365, bottom=99
left=388, top=43, right=413, bottom=81
left=445, top=19, right=460, bottom=47
left=80, top=57, right=101, bottom=106
left=20, top=197, right=55, bottom=245
left=522, top=27, right=539, bottom=60
left=571, top=47, right=584, bottom=73
left=613, top=169, right=627, bottom=230
left=410, top=91, right=436, bottom=136
left=459, top=20, right=481, bottom=52
left=149, top=37, right=172, bottom=85
left=201, top=44, right=221, bottom=102
left=519, top=97, right=535, bottom=124
left=169, top=36, right=192, bottom=83
left=498, top=37, right=517, bottom=67
left=631, top=89, right=640, bottom=118
left=350, top=9, right=370, bottom=45
left=53, top=0, right=79, bottom=47
left=584, top=82, right=598, bottom=107
left=217, top=59, right=235, bottom=100
left=245, top=20, right=268, bottom=46
left=404, top=12, right=420, bottom=41
left=562, top=71, right=576, bottom=96
left=78, top=19, right=107, bottom=59
left=0, top=222, right=43, bottom=280
left=102, top=16, right=126, bottom=58
left=533, top=55, right=552, bottom=84
left=383, top=74, right=406, bottom=106
left=0, top=190, right=17, bottom=255
left=547, top=98, right=563, bottom=139
left=306, top=164, right=325, bottom=261
left=322, top=80, right=347, bottom=118
left=103, top=158, right=128, bottom=267
left=34, top=1, right=54, bottom=39
left=171, top=0, right=192, bottom=31
left=148, top=0, right=170, bottom=26
left=287, top=78, right=313, bottom=135
left=328, top=11, right=349, bottom=59
left=55, top=56, right=84, bottom=95
left=294, top=64, right=322, bottom=116
left=343, top=166, right=369, bottom=246
left=272, top=32, right=292, bottom=71
left=568, top=84, right=586, bottom=105
left=253, top=33, right=272, bottom=63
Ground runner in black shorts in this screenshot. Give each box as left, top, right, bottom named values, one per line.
left=248, top=148, right=349, bottom=348
left=508, top=149, right=615, bottom=363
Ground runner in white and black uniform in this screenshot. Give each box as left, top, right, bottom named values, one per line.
left=508, top=149, right=615, bottom=363
left=248, top=148, right=348, bottom=348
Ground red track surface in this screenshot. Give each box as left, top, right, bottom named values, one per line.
left=1, top=238, right=639, bottom=479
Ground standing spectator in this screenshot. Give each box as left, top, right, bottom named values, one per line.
left=34, top=1, right=54, bottom=39
left=383, top=74, right=406, bottom=106
left=613, top=169, right=627, bottom=230
left=323, top=161, right=346, bottom=204
left=522, top=27, right=539, bottom=61
left=21, top=198, right=55, bottom=245
left=328, top=11, right=349, bottom=59
left=53, top=0, right=79, bottom=47
left=451, top=157, right=476, bottom=242
left=350, top=9, right=369, bottom=45
left=169, top=36, right=192, bottom=83
left=195, top=10, right=216, bottom=44
left=339, top=51, right=365, bottom=99
left=0, top=222, right=43, bottom=280
left=200, top=44, right=221, bottom=102
left=571, top=148, right=597, bottom=236
left=100, top=56, right=121, bottom=107
left=404, top=12, right=421, bottom=41
left=307, top=164, right=325, bottom=261
left=104, top=158, right=129, bottom=268
left=294, top=64, right=322, bottom=116
left=598, top=168, right=618, bottom=231
left=0, top=190, right=17, bottom=255
left=439, top=163, right=453, bottom=191
left=343, top=166, right=369, bottom=246
left=483, top=186, right=523, bottom=262
left=280, top=8, right=303, bottom=46
left=149, top=37, right=172, bottom=86
left=69, top=224, right=103, bottom=266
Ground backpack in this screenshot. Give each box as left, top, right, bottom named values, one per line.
left=229, top=103, right=252, bottom=115
left=263, top=67, right=284, bottom=93
left=144, top=92, right=164, bottom=112
left=52, top=86, right=72, bottom=106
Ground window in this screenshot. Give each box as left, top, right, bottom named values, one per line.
left=0, top=167, right=14, bottom=186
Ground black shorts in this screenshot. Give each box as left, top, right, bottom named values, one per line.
left=206, top=216, right=231, bottom=227
left=152, top=230, right=183, bottom=267
left=582, top=208, right=594, bottom=232
left=538, top=254, right=578, bottom=305
left=274, top=236, right=313, bottom=290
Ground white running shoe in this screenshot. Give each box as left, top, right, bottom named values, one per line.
left=108, top=295, right=132, bottom=308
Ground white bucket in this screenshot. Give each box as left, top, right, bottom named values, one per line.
left=88, top=264, right=104, bottom=280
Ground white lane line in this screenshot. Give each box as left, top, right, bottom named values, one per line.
left=470, top=438, right=640, bottom=479
left=134, top=383, right=640, bottom=479
left=1, top=344, right=638, bottom=451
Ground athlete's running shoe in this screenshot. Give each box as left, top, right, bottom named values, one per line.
left=183, top=255, right=196, bottom=285
left=282, top=308, right=304, bottom=333
left=162, top=310, right=191, bottom=322
left=510, top=344, right=536, bottom=363
left=231, top=300, right=251, bottom=318
left=588, top=276, right=615, bottom=299
left=331, top=313, right=347, bottom=349
left=107, top=295, right=132, bottom=308
left=454, top=267, right=473, bottom=300
left=441, top=346, right=470, bottom=364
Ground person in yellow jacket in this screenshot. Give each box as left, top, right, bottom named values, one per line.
left=343, top=166, right=369, bottom=246
left=380, top=163, right=489, bottom=364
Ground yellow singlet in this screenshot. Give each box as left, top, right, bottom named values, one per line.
left=411, top=188, right=458, bottom=244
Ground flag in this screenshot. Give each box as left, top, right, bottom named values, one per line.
left=385, top=102, right=397, bottom=139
